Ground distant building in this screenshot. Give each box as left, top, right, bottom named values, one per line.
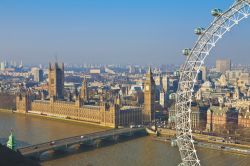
left=168, top=104, right=208, bottom=131
left=105, top=67, right=115, bottom=74
left=159, top=91, right=166, bottom=108
left=90, top=69, right=101, bottom=74
left=238, top=72, right=250, bottom=87
left=168, top=76, right=179, bottom=92
left=0, top=62, right=5, bottom=71
left=80, top=78, right=89, bottom=102
left=31, top=67, right=43, bottom=82
left=238, top=108, right=250, bottom=128
left=162, top=75, right=169, bottom=92
left=233, top=85, right=241, bottom=100
left=200, top=66, right=207, bottom=81
left=154, top=75, right=163, bottom=101
left=226, top=70, right=242, bottom=84
left=216, top=59, right=231, bottom=73
left=217, top=74, right=228, bottom=87
left=154, top=75, right=162, bottom=88
left=227, top=100, right=250, bottom=128
left=117, top=106, right=142, bottom=126
left=143, top=67, right=156, bottom=123
left=200, top=80, right=213, bottom=92
left=190, top=105, right=208, bottom=131
left=129, top=66, right=136, bottom=74
left=195, top=66, right=207, bottom=82
left=206, top=106, right=238, bottom=133
left=48, top=62, right=64, bottom=99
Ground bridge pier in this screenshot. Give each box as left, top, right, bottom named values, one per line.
left=64, top=144, right=81, bottom=152
left=93, top=139, right=102, bottom=148
left=39, top=150, right=55, bottom=161
left=112, top=135, right=119, bottom=143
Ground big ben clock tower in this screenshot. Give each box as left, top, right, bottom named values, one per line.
left=143, top=67, right=156, bottom=123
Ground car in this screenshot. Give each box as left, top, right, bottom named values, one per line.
left=34, top=146, right=38, bottom=149
left=235, top=140, right=240, bottom=144
left=80, top=135, right=85, bottom=139
left=49, top=141, right=55, bottom=145
left=221, top=146, right=226, bottom=149
left=138, top=125, right=144, bottom=128
left=130, top=125, right=135, bottom=128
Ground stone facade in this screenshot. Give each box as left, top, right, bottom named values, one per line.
left=238, top=115, right=250, bottom=128
left=206, top=106, right=238, bottom=133
left=117, top=106, right=142, bottom=126
left=16, top=94, right=143, bottom=128
left=16, top=94, right=118, bottom=127
left=238, top=109, right=250, bottom=128
left=190, top=105, right=207, bottom=131
left=16, top=93, right=30, bottom=113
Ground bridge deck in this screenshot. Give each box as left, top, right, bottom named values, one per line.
left=17, top=128, right=145, bottom=156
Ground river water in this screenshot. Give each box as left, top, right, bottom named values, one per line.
left=0, top=110, right=249, bottom=166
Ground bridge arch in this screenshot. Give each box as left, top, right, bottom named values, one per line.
left=176, top=0, right=250, bottom=165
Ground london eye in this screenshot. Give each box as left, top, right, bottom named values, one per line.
left=176, top=0, right=250, bottom=165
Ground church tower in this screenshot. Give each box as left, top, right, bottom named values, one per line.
left=80, top=78, right=89, bottom=102
left=48, top=62, right=64, bottom=100
left=143, top=67, right=156, bottom=123
left=233, top=85, right=240, bottom=100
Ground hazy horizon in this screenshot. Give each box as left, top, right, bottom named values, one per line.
left=0, top=0, right=249, bottom=65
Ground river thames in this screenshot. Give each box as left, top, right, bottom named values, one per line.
left=0, top=110, right=250, bottom=166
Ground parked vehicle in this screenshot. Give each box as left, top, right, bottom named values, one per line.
left=130, top=125, right=135, bottom=128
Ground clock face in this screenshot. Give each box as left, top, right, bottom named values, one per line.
left=145, top=85, right=149, bottom=91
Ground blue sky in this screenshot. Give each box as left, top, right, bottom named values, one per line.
left=0, top=0, right=249, bottom=65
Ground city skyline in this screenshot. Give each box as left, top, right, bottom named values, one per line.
left=1, top=1, right=250, bottom=165
left=0, top=0, right=249, bottom=65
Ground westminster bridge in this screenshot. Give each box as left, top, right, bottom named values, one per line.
left=17, top=127, right=147, bottom=160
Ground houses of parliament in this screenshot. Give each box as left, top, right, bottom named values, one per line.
left=16, top=62, right=156, bottom=128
